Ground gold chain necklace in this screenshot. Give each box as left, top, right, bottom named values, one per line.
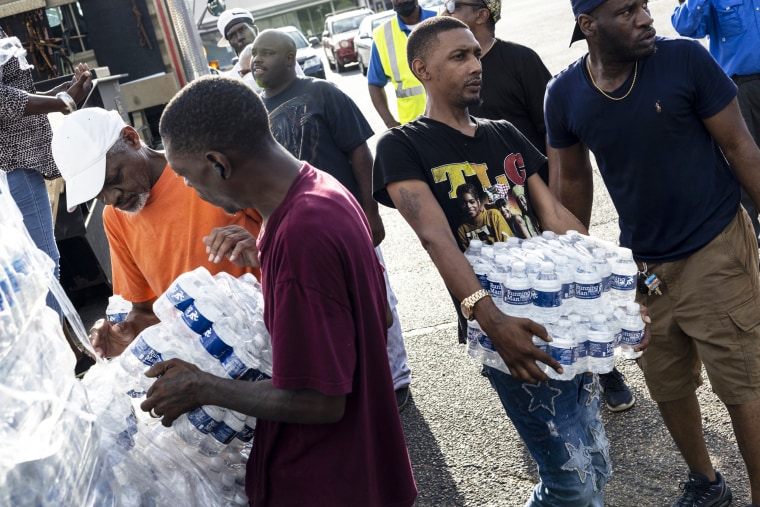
left=585, top=57, right=638, bottom=101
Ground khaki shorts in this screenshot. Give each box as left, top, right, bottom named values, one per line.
left=636, top=208, right=760, bottom=405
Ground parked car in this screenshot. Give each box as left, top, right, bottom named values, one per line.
left=419, top=0, right=444, bottom=13
left=279, top=26, right=326, bottom=79
left=353, top=10, right=396, bottom=76
left=322, top=8, right=374, bottom=73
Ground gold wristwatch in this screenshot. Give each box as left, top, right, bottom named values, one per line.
left=460, top=289, right=491, bottom=321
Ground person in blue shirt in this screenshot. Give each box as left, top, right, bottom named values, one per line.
left=366, top=0, right=437, bottom=128
left=547, top=1, right=760, bottom=506
left=672, top=0, right=760, bottom=246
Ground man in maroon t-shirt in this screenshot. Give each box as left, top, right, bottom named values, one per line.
left=140, top=76, right=417, bottom=507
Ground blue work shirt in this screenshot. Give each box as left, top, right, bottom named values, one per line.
left=672, top=0, right=760, bottom=77
left=367, top=8, right=437, bottom=87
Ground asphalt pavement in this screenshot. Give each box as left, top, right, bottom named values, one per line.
left=75, top=1, right=752, bottom=505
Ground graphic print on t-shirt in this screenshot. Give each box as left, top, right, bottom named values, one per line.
left=434, top=152, right=541, bottom=250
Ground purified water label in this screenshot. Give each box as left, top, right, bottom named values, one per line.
left=620, top=328, right=644, bottom=346
left=489, top=279, right=503, bottom=299
left=478, top=334, right=497, bottom=352
left=235, top=424, right=255, bottom=443
left=187, top=408, right=220, bottom=434
left=167, top=283, right=193, bottom=311
left=576, top=282, right=603, bottom=300
left=532, top=290, right=561, bottom=308
left=504, top=288, right=532, bottom=306
left=561, top=282, right=575, bottom=300
left=131, top=336, right=163, bottom=367
left=610, top=274, right=636, bottom=292
left=586, top=340, right=614, bottom=358
left=200, top=328, right=232, bottom=359
left=550, top=345, right=575, bottom=366
left=209, top=421, right=239, bottom=444
left=182, top=302, right=213, bottom=334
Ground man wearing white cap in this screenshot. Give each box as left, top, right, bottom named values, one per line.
left=51, top=107, right=261, bottom=359
left=216, top=8, right=302, bottom=85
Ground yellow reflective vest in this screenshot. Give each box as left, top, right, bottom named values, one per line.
left=372, top=17, right=426, bottom=124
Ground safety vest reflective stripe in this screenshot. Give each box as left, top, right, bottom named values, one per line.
left=374, top=17, right=426, bottom=123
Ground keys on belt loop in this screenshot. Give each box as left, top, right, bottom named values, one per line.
left=637, top=262, right=662, bottom=296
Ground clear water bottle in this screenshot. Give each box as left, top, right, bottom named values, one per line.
left=471, top=259, right=489, bottom=291
left=466, top=320, right=510, bottom=374
left=608, top=247, right=638, bottom=305
left=153, top=267, right=216, bottom=322
left=503, top=261, right=533, bottom=318
left=618, top=302, right=645, bottom=359
left=532, top=262, right=562, bottom=324
left=574, top=260, right=603, bottom=316
left=220, top=341, right=272, bottom=382
left=464, top=239, right=483, bottom=263
left=119, top=325, right=185, bottom=390
left=567, top=313, right=588, bottom=373
left=180, top=292, right=232, bottom=335
left=546, top=318, right=576, bottom=381
left=592, top=248, right=612, bottom=303
left=173, top=405, right=225, bottom=447
left=586, top=314, right=615, bottom=374
left=487, top=255, right=510, bottom=313
left=106, top=294, right=131, bottom=323
left=199, top=410, right=246, bottom=456
left=553, top=255, right=575, bottom=315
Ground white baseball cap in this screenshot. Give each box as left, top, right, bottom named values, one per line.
left=51, top=108, right=125, bottom=212
left=216, top=8, right=254, bottom=45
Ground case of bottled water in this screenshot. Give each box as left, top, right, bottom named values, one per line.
left=2, top=171, right=269, bottom=506
left=462, top=230, right=637, bottom=379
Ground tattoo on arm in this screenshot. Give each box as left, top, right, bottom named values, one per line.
left=397, top=187, right=422, bottom=221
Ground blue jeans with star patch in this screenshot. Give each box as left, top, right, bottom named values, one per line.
left=482, top=366, right=610, bottom=507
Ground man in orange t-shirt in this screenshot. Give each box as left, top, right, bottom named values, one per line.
left=52, top=107, right=261, bottom=358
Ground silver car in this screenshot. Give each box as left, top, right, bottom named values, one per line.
left=279, top=26, right=326, bottom=79
left=352, top=10, right=396, bottom=76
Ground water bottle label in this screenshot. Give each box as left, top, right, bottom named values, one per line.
left=587, top=340, right=614, bottom=358
left=488, top=279, right=503, bottom=299
left=209, top=421, right=239, bottom=444
left=235, top=424, right=255, bottom=443
left=166, top=283, right=194, bottom=311
left=0, top=290, right=5, bottom=311
left=11, top=257, right=29, bottom=275
left=221, top=351, right=249, bottom=379
left=601, top=275, right=611, bottom=292
left=182, top=302, right=213, bottom=334
left=620, top=328, right=644, bottom=346
left=504, top=288, right=532, bottom=306
left=0, top=279, right=13, bottom=305
left=126, top=388, right=146, bottom=398
left=610, top=274, right=636, bottom=292
left=576, top=282, right=602, bottom=300
left=4, top=266, right=19, bottom=293
left=561, top=282, right=575, bottom=300
left=107, top=312, right=128, bottom=323
left=239, top=368, right=271, bottom=382
left=478, top=334, right=497, bottom=352
left=187, top=408, right=220, bottom=434
left=549, top=345, right=575, bottom=366
left=532, top=289, right=561, bottom=308
left=476, top=273, right=489, bottom=290
left=200, top=328, right=233, bottom=359
left=130, top=336, right=164, bottom=367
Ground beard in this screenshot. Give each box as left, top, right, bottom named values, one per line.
left=118, top=192, right=150, bottom=215
left=596, top=23, right=656, bottom=62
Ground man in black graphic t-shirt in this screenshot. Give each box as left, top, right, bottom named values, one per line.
left=373, top=17, right=612, bottom=506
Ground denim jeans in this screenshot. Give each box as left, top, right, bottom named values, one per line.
left=6, top=168, right=62, bottom=319
left=482, top=366, right=610, bottom=507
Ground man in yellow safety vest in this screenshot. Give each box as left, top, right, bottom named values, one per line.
left=367, top=0, right=437, bottom=128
